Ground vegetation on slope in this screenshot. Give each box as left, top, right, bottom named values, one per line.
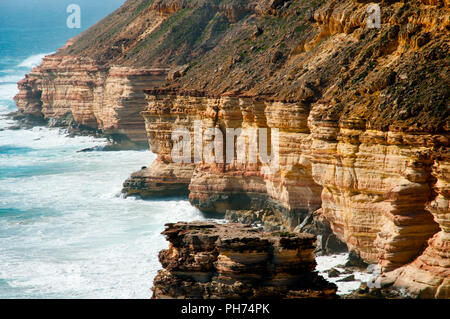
left=58, top=0, right=449, bottom=133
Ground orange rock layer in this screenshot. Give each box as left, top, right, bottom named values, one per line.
left=152, top=222, right=337, bottom=299
left=124, top=90, right=448, bottom=298
left=14, top=0, right=449, bottom=299
left=15, top=55, right=168, bottom=145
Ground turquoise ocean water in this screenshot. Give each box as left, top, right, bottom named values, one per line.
left=0, top=1, right=204, bottom=298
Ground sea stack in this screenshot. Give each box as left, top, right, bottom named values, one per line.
left=152, top=222, right=337, bottom=299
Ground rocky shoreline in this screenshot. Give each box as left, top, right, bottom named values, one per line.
left=11, top=0, right=449, bottom=299
left=152, top=221, right=338, bottom=299
left=152, top=221, right=422, bottom=299
left=5, top=110, right=149, bottom=151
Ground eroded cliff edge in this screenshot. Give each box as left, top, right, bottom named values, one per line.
left=14, top=0, right=251, bottom=146
left=15, top=57, right=167, bottom=147
left=15, top=0, right=449, bottom=298
left=152, top=222, right=337, bottom=299
left=122, top=0, right=449, bottom=298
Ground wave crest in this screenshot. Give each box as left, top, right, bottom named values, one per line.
left=17, top=53, right=51, bottom=69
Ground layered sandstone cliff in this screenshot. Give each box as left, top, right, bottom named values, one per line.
left=15, top=55, right=167, bottom=146
left=122, top=0, right=449, bottom=298
left=14, top=0, right=257, bottom=145
left=127, top=90, right=447, bottom=293
left=152, top=222, right=337, bottom=299
left=15, top=0, right=449, bottom=298
left=124, top=91, right=323, bottom=229
left=135, top=94, right=448, bottom=299
left=377, top=152, right=450, bottom=298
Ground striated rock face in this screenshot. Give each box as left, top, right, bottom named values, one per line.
left=127, top=0, right=448, bottom=298
left=308, top=106, right=443, bottom=271
left=136, top=89, right=448, bottom=298
left=123, top=91, right=205, bottom=196
left=378, top=151, right=450, bottom=298
left=224, top=208, right=349, bottom=255
left=134, top=88, right=447, bottom=274
left=15, top=55, right=168, bottom=146
left=152, top=222, right=337, bottom=299
left=124, top=92, right=322, bottom=230
left=16, top=0, right=295, bottom=145
left=15, top=0, right=449, bottom=298
left=123, top=161, right=194, bottom=197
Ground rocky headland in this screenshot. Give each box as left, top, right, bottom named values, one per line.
left=14, top=0, right=449, bottom=298
left=13, top=55, right=168, bottom=148
left=152, top=221, right=337, bottom=299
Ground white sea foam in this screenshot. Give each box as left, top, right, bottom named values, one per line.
left=0, top=83, right=18, bottom=101
left=17, top=53, right=51, bottom=69
left=0, top=52, right=50, bottom=101
left=0, top=74, right=24, bottom=84
left=0, top=118, right=370, bottom=298
left=0, top=119, right=206, bottom=298
left=315, top=253, right=375, bottom=295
